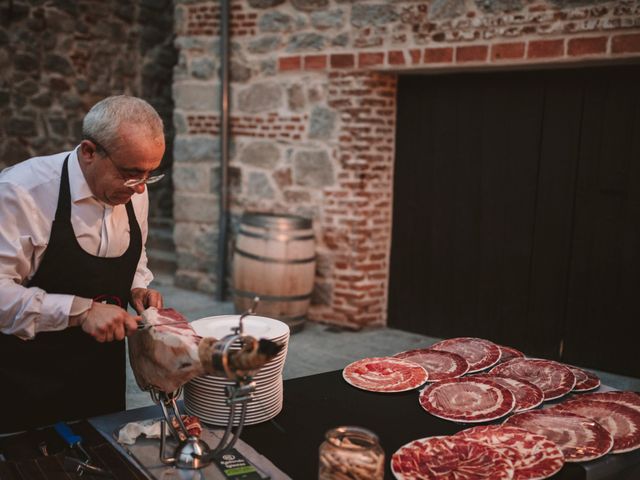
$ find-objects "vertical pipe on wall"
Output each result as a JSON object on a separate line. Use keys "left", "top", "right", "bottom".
{"left": 217, "top": 0, "right": 230, "bottom": 301}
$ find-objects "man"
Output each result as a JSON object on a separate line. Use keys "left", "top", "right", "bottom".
{"left": 0, "top": 95, "right": 166, "bottom": 433}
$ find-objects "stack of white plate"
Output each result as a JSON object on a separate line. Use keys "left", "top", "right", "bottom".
{"left": 184, "top": 315, "right": 290, "bottom": 426}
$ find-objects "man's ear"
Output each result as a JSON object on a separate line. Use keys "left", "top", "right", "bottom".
{"left": 78, "top": 140, "right": 99, "bottom": 164}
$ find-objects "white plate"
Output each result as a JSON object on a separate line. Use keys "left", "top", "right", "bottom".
{"left": 186, "top": 396, "right": 283, "bottom": 417}
{"left": 191, "top": 315, "right": 289, "bottom": 340}
{"left": 186, "top": 385, "right": 282, "bottom": 403}
{"left": 185, "top": 394, "right": 282, "bottom": 413}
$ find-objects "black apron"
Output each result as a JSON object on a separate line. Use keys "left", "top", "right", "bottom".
{"left": 0, "top": 157, "right": 142, "bottom": 433}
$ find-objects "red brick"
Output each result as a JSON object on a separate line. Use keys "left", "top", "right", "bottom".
{"left": 424, "top": 47, "right": 453, "bottom": 63}
{"left": 358, "top": 52, "right": 384, "bottom": 68}
{"left": 331, "top": 54, "right": 355, "bottom": 69}
{"left": 388, "top": 50, "right": 405, "bottom": 65}
{"left": 409, "top": 49, "right": 421, "bottom": 64}
{"left": 528, "top": 39, "right": 564, "bottom": 58}
{"left": 612, "top": 33, "right": 640, "bottom": 54}
{"left": 568, "top": 36, "right": 607, "bottom": 56}
{"left": 278, "top": 56, "right": 301, "bottom": 71}
{"left": 456, "top": 45, "right": 488, "bottom": 62}
{"left": 491, "top": 42, "right": 526, "bottom": 61}
{"left": 304, "top": 55, "right": 327, "bottom": 70}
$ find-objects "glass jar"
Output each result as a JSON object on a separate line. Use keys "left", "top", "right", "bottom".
{"left": 318, "top": 426, "right": 384, "bottom": 480}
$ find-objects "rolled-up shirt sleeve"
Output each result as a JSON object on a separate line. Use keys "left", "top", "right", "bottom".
{"left": 0, "top": 183, "right": 74, "bottom": 339}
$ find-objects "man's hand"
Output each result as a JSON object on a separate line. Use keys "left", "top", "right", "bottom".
{"left": 74, "top": 302, "right": 140, "bottom": 343}
{"left": 130, "top": 287, "right": 164, "bottom": 314}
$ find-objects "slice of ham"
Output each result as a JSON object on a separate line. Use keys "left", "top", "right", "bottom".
{"left": 497, "top": 345, "right": 525, "bottom": 364}
{"left": 455, "top": 425, "right": 564, "bottom": 480}
{"left": 128, "top": 307, "right": 283, "bottom": 393}
{"left": 552, "top": 399, "right": 640, "bottom": 453}
{"left": 475, "top": 374, "right": 544, "bottom": 412}
{"left": 565, "top": 365, "right": 600, "bottom": 392}
{"left": 393, "top": 348, "right": 469, "bottom": 382}
{"left": 568, "top": 391, "right": 640, "bottom": 413}
{"left": 491, "top": 358, "right": 576, "bottom": 401}
{"left": 504, "top": 410, "right": 613, "bottom": 462}
{"left": 342, "top": 357, "right": 428, "bottom": 393}
{"left": 419, "top": 376, "right": 515, "bottom": 423}
{"left": 391, "top": 435, "right": 514, "bottom": 479}
{"left": 430, "top": 337, "right": 501, "bottom": 373}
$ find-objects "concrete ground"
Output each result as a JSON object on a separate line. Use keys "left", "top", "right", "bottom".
{"left": 126, "top": 278, "right": 640, "bottom": 409}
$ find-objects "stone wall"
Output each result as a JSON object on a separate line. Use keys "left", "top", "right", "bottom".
{"left": 173, "top": 0, "right": 640, "bottom": 328}
{"left": 0, "top": 0, "right": 175, "bottom": 221}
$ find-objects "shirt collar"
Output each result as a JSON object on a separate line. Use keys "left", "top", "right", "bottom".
{"left": 68, "top": 146, "right": 95, "bottom": 203}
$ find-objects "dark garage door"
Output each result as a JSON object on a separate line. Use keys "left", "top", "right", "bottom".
{"left": 388, "top": 65, "right": 640, "bottom": 377}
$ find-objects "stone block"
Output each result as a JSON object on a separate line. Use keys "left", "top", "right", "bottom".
{"left": 311, "top": 9, "right": 345, "bottom": 29}
{"left": 259, "top": 11, "right": 306, "bottom": 33}
{"left": 287, "top": 32, "right": 326, "bottom": 52}
{"left": 173, "top": 163, "right": 212, "bottom": 193}
{"left": 173, "top": 192, "right": 219, "bottom": 223}
{"left": 309, "top": 106, "right": 337, "bottom": 139}
{"left": 247, "top": 171, "right": 276, "bottom": 199}
{"left": 237, "top": 82, "right": 283, "bottom": 113}
{"left": 293, "top": 150, "right": 335, "bottom": 188}
{"left": 288, "top": 84, "right": 305, "bottom": 111}
{"left": 191, "top": 56, "right": 216, "bottom": 80}
{"left": 248, "top": 36, "right": 282, "bottom": 54}
{"left": 174, "top": 136, "right": 220, "bottom": 163}
{"left": 240, "top": 140, "right": 280, "bottom": 169}
{"left": 351, "top": 4, "right": 398, "bottom": 27}
{"left": 173, "top": 81, "right": 219, "bottom": 110}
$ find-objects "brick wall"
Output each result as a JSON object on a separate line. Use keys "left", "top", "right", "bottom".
{"left": 173, "top": 0, "right": 640, "bottom": 327}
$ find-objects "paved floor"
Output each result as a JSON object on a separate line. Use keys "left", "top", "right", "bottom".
{"left": 126, "top": 279, "right": 640, "bottom": 409}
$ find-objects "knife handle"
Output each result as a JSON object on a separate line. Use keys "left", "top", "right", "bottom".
{"left": 54, "top": 422, "right": 82, "bottom": 447}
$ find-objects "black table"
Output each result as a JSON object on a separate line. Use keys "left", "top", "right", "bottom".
{"left": 238, "top": 370, "right": 640, "bottom": 480}
{"left": 83, "top": 370, "right": 640, "bottom": 479}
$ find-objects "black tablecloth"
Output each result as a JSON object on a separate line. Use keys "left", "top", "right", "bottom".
{"left": 240, "top": 370, "right": 640, "bottom": 480}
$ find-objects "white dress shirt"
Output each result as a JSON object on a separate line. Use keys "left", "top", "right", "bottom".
{"left": 0, "top": 148, "right": 154, "bottom": 339}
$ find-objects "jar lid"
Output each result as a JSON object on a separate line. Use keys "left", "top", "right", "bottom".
{"left": 325, "top": 426, "right": 380, "bottom": 450}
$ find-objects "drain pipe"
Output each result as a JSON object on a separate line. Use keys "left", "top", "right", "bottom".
{"left": 216, "top": 0, "right": 230, "bottom": 301}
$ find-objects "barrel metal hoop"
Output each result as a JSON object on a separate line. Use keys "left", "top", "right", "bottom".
{"left": 233, "top": 289, "right": 312, "bottom": 302}
{"left": 238, "top": 228, "right": 314, "bottom": 242}
{"left": 234, "top": 247, "right": 315, "bottom": 264}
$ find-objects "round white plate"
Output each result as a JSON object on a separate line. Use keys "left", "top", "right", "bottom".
{"left": 191, "top": 315, "right": 289, "bottom": 340}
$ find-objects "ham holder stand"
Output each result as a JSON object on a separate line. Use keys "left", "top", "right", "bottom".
{"left": 149, "top": 300, "right": 262, "bottom": 472}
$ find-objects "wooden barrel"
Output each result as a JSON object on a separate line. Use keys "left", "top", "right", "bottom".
{"left": 232, "top": 212, "right": 315, "bottom": 332}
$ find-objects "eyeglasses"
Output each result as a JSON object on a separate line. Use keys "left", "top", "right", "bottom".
{"left": 84, "top": 136, "right": 165, "bottom": 188}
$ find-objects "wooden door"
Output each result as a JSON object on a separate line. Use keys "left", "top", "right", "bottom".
{"left": 389, "top": 65, "right": 640, "bottom": 376}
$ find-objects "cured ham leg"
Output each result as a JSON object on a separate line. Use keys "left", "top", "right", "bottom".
{"left": 128, "top": 307, "right": 283, "bottom": 393}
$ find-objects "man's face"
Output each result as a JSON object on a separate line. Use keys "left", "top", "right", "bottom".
{"left": 79, "top": 126, "right": 165, "bottom": 206}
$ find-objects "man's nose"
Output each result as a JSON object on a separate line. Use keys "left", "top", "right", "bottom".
{"left": 132, "top": 183, "right": 146, "bottom": 194}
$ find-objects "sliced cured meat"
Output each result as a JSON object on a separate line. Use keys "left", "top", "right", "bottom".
{"left": 569, "top": 391, "right": 640, "bottom": 414}
{"left": 455, "top": 425, "right": 564, "bottom": 480}
{"left": 393, "top": 348, "right": 469, "bottom": 382}
{"left": 475, "top": 374, "right": 544, "bottom": 412}
{"left": 552, "top": 399, "right": 640, "bottom": 453}
{"left": 419, "top": 376, "right": 515, "bottom": 423}
{"left": 430, "top": 337, "right": 501, "bottom": 373}
{"left": 498, "top": 345, "right": 525, "bottom": 364}
{"left": 505, "top": 410, "right": 613, "bottom": 462}
{"left": 391, "top": 435, "right": 514, "bottom": 480}
{"left": 491, "top": 358, "right": 576, "bottom": 401}
{"left": 342, "top": 357, "right": 428, "bottom": 393}
{"left": 566, "top": 365, "right": 600, "bottom": 392}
